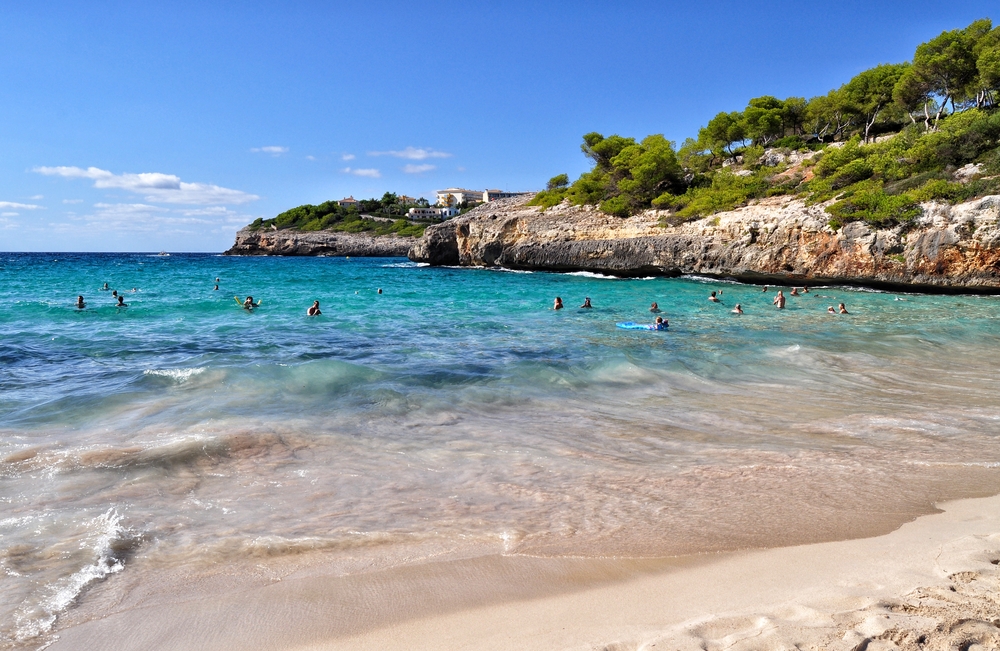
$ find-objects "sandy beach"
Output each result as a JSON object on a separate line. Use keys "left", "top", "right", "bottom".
{"left": 44, "top": 492, "right": 1000, "bottom": 651}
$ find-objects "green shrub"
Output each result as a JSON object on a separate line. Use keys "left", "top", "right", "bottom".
{"left": 830, "top": 158, "right": 875, "bottom": 189}
{"left": 667, "top": 170, "right": 771, "bottom": 218}
{"left": 599, "top": 195, "right": 631, "bottom": 217}
{"left": 826, "top": 181, "right": 921, "bottom": 228}
{"left": 814, "top": 137, "right": 865, "bottom": 178}
{"left": 526, "top": 189, "right": 567, "bottom": 209}
{"left": 772, "top": 135, "right": 806, "bottom": 150}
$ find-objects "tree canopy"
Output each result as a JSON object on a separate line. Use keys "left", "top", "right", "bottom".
{"left": 528, "top": 17, "right": 1000, "bottom": 230}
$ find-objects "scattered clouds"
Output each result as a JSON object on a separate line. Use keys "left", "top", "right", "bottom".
{"left": 0, "top": 201, "right": 42, "bottom": 210}
{"left": 341, "top": 153, "right": 356, "bottom": 161}
{"left": 34, "top": 166, "right": 259, "bottom": 205}
{"left": 342, "top": 167, "right": 381, "bottom": 178}
{"left": 251, "top": 146, "right": 288, "bottom": 156}
{"left": 305, "top": 155, "right": 316, "bottom": 161}
{"left": 66, "top": 202, "right": 258, "bottom": 235}
{"left": 369, "top": 147, "right": 451, "bottom": 160}
{"left": 403, "top": 164, "right": 436, "bottom": 174}
{"left": 63, "top": 199, "right": 84, "bottom": 204}
{"left": 29, "top": 195, "right": 43, "bottom": 200}
{"left": 2, "top": 212, "right": 19, "bottom": 217}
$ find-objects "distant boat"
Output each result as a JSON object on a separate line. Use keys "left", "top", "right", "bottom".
{"left": 157, "top": 251, "right": 170, "bottom": 256}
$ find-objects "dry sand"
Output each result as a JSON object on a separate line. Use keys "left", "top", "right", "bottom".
{"left": 49, "top": 494, "right": 1000, "bottom": 651}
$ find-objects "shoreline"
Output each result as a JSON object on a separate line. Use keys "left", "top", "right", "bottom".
{"left": 46, "top": 492, "right": 1000, "bottom": 651}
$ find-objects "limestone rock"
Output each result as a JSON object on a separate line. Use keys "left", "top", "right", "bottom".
{"left": 224, "top": 228, "right": 414, "bottom": 256}
{"left": 407, "top": 194, "right": 1000, "bottom": 291}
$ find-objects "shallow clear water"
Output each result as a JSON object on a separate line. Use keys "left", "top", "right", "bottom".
{"left": 2, "top": 253, "right": 1000, "bottom": 647}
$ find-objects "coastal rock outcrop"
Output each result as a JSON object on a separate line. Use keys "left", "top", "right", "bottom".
{"left": 225, "top": 227, "right": 414, "bottom": 256}
{"left": 407, "top": 195, "right": 1000, "bottom": 291}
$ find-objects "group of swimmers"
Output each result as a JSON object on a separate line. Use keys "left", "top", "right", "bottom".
{"left": 77, "top": 283, "right": 139, "bottom": 308}
{"left": 551, "top": 285, "right": 850, "bottom": 329}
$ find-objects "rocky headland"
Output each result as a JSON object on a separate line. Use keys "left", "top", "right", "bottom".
{"left": 225, "top": 227, "right": 414, "bottom": 257}
{"left": 408, "top": 195, "right": 1000, "bottom": 292}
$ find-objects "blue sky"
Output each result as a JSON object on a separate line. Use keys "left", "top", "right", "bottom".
{"left": 1, "top": 0, "right": 996, "bottom": 251}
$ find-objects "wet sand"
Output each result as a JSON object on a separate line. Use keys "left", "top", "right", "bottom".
{"left": 48, "top": 493, "right": 1000, "bottom": 651}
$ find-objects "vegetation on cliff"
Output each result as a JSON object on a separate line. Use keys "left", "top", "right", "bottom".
{"left": 248, "top": 192, "right": 428, "bottom": 237}
{"left": 529, "top": 18, "right": 1000, "bottom": 229}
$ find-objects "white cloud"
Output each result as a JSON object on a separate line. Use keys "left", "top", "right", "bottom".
{"left": 403, "top": 164, "right": 436, "bottom": 174}
{"left": 369, "top": 147, "right": 451, "bottom": 160}
{"left": 2, "top": 211, "right": 19, "bottom": 217}
{"left": 0, "top": 201, "right": 42, "bottom": 210}
{"left": 251, "top": 146, "right": 288, "bottom": 155}
{"left": 342, "top": 167, "right": 381, "bottom": 178}
{"left": 341, "top": 153, "right": 356, "bottom": 161}
{"left": 63, "top": 199, "right": 84, "bottom": 204}
{"left": 305, "top": 155, "right": 316, "bottom": 161}
{"left": 29, "top": 195, "right": 43, "bottom": 200}
{"left": 34, "top": 166, "right": 259, "bottom": 205}
{"left": 67, "top": 202, "right": 258, "bottom": 235}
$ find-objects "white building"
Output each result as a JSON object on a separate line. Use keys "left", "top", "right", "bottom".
{"left": 408, "top": 206, "right": 459, "bottom": 220}
{"left": 484, "top": 189, "right": 531, "bottom": 202}
{"left": 436, "top": 188, "right": 533, "bottom": 205}
{"left": 435, "top": 188, "right": 483, "bottom": 207}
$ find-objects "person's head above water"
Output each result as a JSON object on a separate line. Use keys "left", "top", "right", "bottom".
{"left": 116, "top": 296, "right": 125, "bottom": 306}
{"left": 76, "top": 295, "right": 85, "bottom": 307}
{"left": 553, "top": 297, "right": 563, "bottom": 309}
{"left": 839, "top": 303, "right": 848, "bottom": 314}
{"left": 581, "top": 297, "right": 592, "bottom": 308}
{"left": 112, "top": 290, "right": 118, "bottom": 297}
{"left": 828, "top": 306, "right": 836, "bottom": 313}
{"left": 732, "top": 304, "right": 743, "bottom": 314}
{"left": 101, "top": 283, "right": 109, "bottom": 290}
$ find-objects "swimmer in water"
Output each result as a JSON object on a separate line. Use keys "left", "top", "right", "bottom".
{"left": 377, "top": 288, "right": 383, "bottom": 294}
{"left": 732, "top": 304, "right": 743, "bottom": 314}
{"left": 839, "top": 303, "right": 849, "bottom": 314}
{"left": 111, "top": 290, "right": 118, "bottom": 299}
{"left": 653, "top": 316, "right": 667, "bottom": 330}
{"left": 762, "top": 286, "right": 768, "bottom": 292}
{"left": 553, "top": 297, "right": 563, "bottom": 310}
{"left": 130, "top": 288, "right": 137, "bottom": 292}
{"left": 243, "top": 296, "right": 255, "bottom": 310}
{"left": 116, "top": 295, "right": 127, "bottom": 307}
{"left": 827, "top": 306, "right": 836, "bottom": 314}
{"left": 773, "top": 290, "right": 786, "bottom": 309}
{"left": 650, "top": 302, "right": 661, "bottom": 313}
{"left": 214, "top": 284, "right": 219, "bottom": 291}
{"left": 307, "top": 300, "right": 321, "bottom": 316}
{"left": 215, "top": 277, "right": 220, "bottom": 282}
{"left": 790, "top": 287, "right": 800, "bottom": 296}
{"left": 100, "top": 283, "right": 109, "bottom": 291}
{"left": 802, "top": 286, "right": 809, "bottom": 294}
{"left": 708, "top": 291, "right": 719, "bottom": 302}
{"left": 580, "top": 297, "right": 592, "bottom": 308}
{"left": 76, "top": 295, "right": 86, "bottom": 308}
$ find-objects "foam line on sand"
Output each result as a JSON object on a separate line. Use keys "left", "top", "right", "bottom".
{"left": 50, "top": 494, "right": 1000, "bottom": 651}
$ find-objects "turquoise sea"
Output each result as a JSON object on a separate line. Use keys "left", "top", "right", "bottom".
{"left": 3, "top": 252, "right": 1000, "bottom": 647}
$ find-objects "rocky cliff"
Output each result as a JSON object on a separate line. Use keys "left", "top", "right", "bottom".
{"left": 407, "top": 195, "right": 1000, "bottom": 292}
{"left": 225, "top": 227, "right": 414, "bottom": 256}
